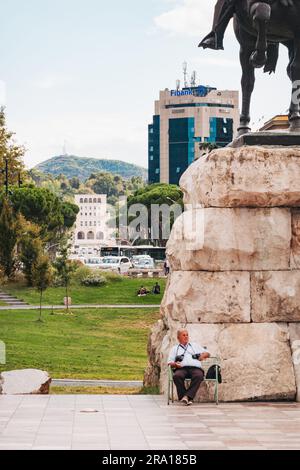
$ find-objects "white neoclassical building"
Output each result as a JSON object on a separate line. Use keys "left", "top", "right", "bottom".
{"left": 72, "top": 194, "right": 116, "bottom": 255}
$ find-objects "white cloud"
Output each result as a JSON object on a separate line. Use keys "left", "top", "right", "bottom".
{"left": 155, "top": 0, "right": 216, "bottom": 37}
{"left": 155, "top": 0, "right": 233, "bottom": 37}
{"left": 35, "top": 76, "right": 72, "bottom": 90}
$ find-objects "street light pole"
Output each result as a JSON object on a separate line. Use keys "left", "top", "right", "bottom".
{"left": 5, "top": 158, "right": 8, "bottom": 197}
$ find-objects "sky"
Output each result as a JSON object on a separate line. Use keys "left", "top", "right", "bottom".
{"left": 0, "top": 0, "right": 292, "bottom": 170}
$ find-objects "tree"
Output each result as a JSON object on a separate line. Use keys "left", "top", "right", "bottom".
{"left": 32, "top": 255, "right": 53, "bottom": 322}
{"left": 53, "top": 242, "right": 78, "bottom": 312}
{"left": 0, "top": 107, "right": 25, "bottom": 188}
{"left": 9, "top": 186, "right": 79, "bottom": 246}
{"left": 126, "top": 184, "right": 183, "bottom": 246}
{"left": 0, "top": 197, "right": 19, "bottom": 278}
{"left": 19, "top": 220, "right": 43, "bottom": 286}
{"left": 69, "top": 177, "right": 80, "bottom": 190}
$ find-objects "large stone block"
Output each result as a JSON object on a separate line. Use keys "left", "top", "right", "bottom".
{"left": 251, "top": 271, "right": 300, "bottom": 322}
{"left": 167, "top": 208, "right": 291, "bottom": 271}
{"left": 181, "top": 146, "right": 300, "bottom": 208}
{"left": 161, "top": 271, "right": 250, "bottom": 323}
{"left": 291, "top": 210, "right": 300, "bottom": 269}
{"left": 289, "top": 324, "right": 300, "bottom": 402}
{"left": 0, "top": 369, "right": 51, "bottom": 395}
{"left": 155, "top": 321, "right": 296, "bottom": 402}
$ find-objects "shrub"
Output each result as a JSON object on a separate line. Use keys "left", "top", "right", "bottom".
{"left": 81, "top": 275, "right": 107, "bottom": 287}
{"left": 72, "top": 265, "right": 92, "bottom": 284}
{"left": 100, "top": 271, "right": 123, "bottom": 283}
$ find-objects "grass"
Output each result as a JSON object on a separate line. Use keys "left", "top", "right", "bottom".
{"left": 0, "top": 308, "right": 160, "bottom": 380}
{"left": 2, "top": 278, "right": 166, "bottom": 306}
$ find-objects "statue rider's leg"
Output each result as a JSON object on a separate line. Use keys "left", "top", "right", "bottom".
{"left": 199, "top": 0, "right": 235, "bottom": 50}
{"left": 289, "top": 40, "right": 300, "bottom": 131}
{"left": 249, "top": 2, "right": 271, "bottom": 68}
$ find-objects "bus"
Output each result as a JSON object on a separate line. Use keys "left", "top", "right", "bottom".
{"left": 99, "top": 245, "right": 166, "bottom": 263}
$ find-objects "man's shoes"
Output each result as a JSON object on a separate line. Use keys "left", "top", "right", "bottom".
{"left": 181, "top": 396, "right": 193, "bottom": 406}
{"left": 180, "top": 396, "right": 189, "bottom": 405}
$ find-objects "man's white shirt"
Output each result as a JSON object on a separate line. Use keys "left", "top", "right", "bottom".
{"left": 168, "top": 342, "right": 208, "bottom": 369}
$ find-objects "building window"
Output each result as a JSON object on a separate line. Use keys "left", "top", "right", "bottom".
{"left": 149, "top": 128, "right": 153, "bottom": 134}
{"left": 84, "top": 198, "right": 88, "bottom": 203}
{"left": 176, "top": 167, "right": 181, "bottom": 173}
{"left": 150, "top": 146, "right": 154, "bottom": 151}
{"left": 150, "top": 156, "right": 154, "bottom": 161}
{"left": 223, "top": 128, "right": 228, "bottom": 133}
{"left": 80, "top": 198, "right": 83, "bottom": 203}
{"left": 85, "top": 222, "right": 88, "bottom": 226}
{"left": 87, "top": 231, "right": 95, "bottom": 240}
{"left": 155, "top": 169, "right": 160, "bottom": 174}
{"left": 77, "top": 232, "right": 85, "bottom": 240}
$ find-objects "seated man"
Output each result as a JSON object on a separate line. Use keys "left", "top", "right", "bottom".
{"left": 168, "top": 329, "right": 210, "bottom": 406}
{"left": 137, "top": 286, "right": 150, "bottom": 297}
{"left": 152, "top": 282, "right": 161, "bottom": 295}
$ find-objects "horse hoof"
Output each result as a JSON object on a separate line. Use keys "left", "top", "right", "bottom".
{"left": 237, "top": 126, "right": 251, "bottom": 137}
{"left": 250, "top": 51, "right": 267, "bottom": 69}
{"left": 289, "top": 118, "right": 300, "bottom": 133}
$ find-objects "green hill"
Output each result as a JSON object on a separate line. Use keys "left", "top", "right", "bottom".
{"left": 34, "top": 155, "right": 148, "bottom": 181}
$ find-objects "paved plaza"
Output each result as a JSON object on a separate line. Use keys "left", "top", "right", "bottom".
{"left": 0, "top": 395, "right": 300, "bottom": 450}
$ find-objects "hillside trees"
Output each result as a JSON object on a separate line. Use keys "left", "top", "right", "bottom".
{"left": 0, "top": 107, "right": 26, "bottom": 189}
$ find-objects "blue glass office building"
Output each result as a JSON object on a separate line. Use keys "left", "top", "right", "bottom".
{"left": 148, "top": 86, "right": 239, "bottom": 185}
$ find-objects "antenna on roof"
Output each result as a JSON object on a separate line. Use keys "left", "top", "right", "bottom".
{"left": 183, "top": 62, "right": 188, "bottom": 88}
{"left": 191, "top": 71, "right": 197, "bottom": 87}
{"left": 62, "top": 140, "right": 68, "bottom": 156}
{"left": 176, "top": 79, "right": 181, "bottom": 91}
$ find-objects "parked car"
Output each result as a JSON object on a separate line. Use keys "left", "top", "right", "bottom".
{"left": 131, "top": 255, "right": 155, "bottom": 269}
{"left": 84, "top": 257, "right": 104, "bottom": 268}
{"left": 98, "top": 256, "right": 132, "bottom": 274}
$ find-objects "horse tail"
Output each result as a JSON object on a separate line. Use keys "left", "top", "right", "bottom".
{"left": 264, "top": 43, "right": 279, "bottom": 75}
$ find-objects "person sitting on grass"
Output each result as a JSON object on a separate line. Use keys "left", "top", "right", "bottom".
{"left": 152, "top": 282, "right": 161, "bottom": 295}
{"left": 137, "top": 286, "right": 150, "bottom": 297}
{"left": 168, "top": 329, "right": 210, "bottom": 406}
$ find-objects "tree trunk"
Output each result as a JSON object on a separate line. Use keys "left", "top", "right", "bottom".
{"left": 38, "top": 290, "right": 43, "bottom": 322}
{"left": 65, "top": 283, "right": 69, "bottom": 313}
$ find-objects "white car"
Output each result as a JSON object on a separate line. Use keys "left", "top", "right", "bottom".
{"left": 99, "top": 256, "right": 132, "bottom": 274}
{"left": 84, "top": 257, "right": 104, "bottom": 268}
{"left": 132, "top": 255, "right": 155, "bottom": 269}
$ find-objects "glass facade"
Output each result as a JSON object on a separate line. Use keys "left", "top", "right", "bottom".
{"left": 148, "top": 115, "right": 160, "bottom": 184}
{"left": 208, "top": 117, "right": 233, "bottom": 146}
{"left": 169, "top": 117, "right": 195, "bottom": 185}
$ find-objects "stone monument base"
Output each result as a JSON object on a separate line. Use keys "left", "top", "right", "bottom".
{"left": 144, "top": 144, "right": 300, "bottom": 402}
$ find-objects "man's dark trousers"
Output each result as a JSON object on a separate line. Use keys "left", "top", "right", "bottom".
{"left": 173, "top": 367, "right": 204, "bottom": 401}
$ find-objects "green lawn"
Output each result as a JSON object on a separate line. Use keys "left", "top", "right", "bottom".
{"left": 0, "top": 308, "right": 160, "bottom": 380}
{"left": 2, "top": 278, "right": 166, "bottom": 306}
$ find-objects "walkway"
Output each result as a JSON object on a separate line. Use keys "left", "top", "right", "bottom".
{"left": 52, "top": 379, "right": 143, "bottom": 388}
{"left": 0, "top": 304, "right": 159, "bottom": 311}
{"left": 0, "top": 395, "right": 300, "bottom": 450}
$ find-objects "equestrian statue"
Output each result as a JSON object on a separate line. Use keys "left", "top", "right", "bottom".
{"left": 199, "top": 0, "right": 300, "bottom": 135}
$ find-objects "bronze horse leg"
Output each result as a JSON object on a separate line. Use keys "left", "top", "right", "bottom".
{"left": 288, "top": 40, "right": 300, "bottom": 131}
{"left": 235, "top": 22, "right": 256, "bottom": 135}
{"left": 249, "top": 2, "right": 271, "bottom": 68}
